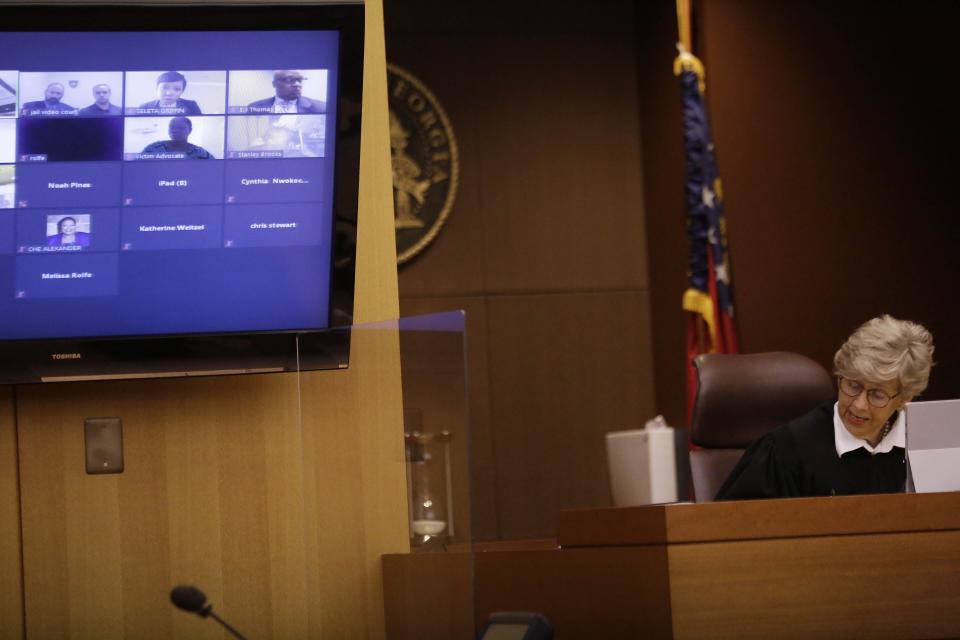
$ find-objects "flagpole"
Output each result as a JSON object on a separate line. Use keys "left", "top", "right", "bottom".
{"left": 676, "top": 0, "right": 692, "bottom": 54}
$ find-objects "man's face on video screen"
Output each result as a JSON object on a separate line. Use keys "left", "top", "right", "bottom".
{"left": 274, "top": 72, "right": 304, "bottom": 101}
{"left": 157, "top": 80, "right": 185, "bottom": 106}
{"left": 45, "top": 83, "right": 64, "bottom": 104}
{"left": 93, "top": 84, "right": 111, "bottom": 106}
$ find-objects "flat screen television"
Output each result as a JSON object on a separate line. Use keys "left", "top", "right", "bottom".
{"left": 0, "top": 2, "right": 364, "bottom": 383}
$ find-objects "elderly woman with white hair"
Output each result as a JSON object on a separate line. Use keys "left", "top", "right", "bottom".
{"left": 717, "top": 315, "right": 934, "bottom": 500}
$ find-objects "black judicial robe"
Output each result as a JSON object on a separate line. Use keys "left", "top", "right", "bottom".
{"left": 715, "top": 403, "right": 906, "bottom": 500}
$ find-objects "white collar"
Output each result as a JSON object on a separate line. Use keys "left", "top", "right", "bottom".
{"left": 833, "top": 401, "right": 905, "bottom": 456}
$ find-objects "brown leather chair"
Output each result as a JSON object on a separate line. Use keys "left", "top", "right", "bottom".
{"left": 689, "top": 352, "right": 836, "bottom": 502}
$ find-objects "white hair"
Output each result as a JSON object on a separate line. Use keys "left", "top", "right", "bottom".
{"left": 833, "top": 314, "right": 934, "bottom": 399}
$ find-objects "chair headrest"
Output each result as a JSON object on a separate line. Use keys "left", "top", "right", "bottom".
{"left": 691, "top": 351, "right": 835, "bottom": 448}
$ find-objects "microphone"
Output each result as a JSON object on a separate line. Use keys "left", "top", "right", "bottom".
{"left": 170, "top": 586, "right": 209, "bottom": 615}
{"left": 170, "top": 585, "right": 249, "bottom": 640}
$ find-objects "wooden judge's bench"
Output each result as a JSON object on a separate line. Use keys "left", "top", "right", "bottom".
{"left": 383, "top": 492, "right": 960, "bottom": 638}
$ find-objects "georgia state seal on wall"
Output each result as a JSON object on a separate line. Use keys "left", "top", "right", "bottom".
{"left": 387, "top": 63, "right": 459, "bottom": 265}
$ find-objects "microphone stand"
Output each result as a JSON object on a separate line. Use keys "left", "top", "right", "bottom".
{"left": 201, "top": 606, "right": 249, "bottom": 640}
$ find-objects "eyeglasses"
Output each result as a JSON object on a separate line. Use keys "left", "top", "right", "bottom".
{"left": 277, "top": 76, "right": 305, "bottom": 84}
{"left": 838, "top": 377, "right": 900, "bottom": 408}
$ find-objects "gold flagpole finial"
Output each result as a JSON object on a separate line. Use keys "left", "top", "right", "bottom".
{"left": 673, "top": 45, "right": 706, "bottom": 94}
{"left": 673, "top": 0, "right": 706, "bottom": 94}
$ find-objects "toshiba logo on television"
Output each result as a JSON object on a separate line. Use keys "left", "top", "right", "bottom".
{"left": 51, "top": 353, "right": 82, "bottom": 360}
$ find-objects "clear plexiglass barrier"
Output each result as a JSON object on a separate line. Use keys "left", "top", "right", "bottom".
{"left": 293, "top": 310, "right": 476, "bottom": 636}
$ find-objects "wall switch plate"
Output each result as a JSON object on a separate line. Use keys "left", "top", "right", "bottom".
{"left": 84, "top": 417, "right": 124, "bottom": 474}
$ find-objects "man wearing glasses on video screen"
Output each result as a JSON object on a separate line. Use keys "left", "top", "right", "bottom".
{"left": 247, "top": 70, "right": 324, "bottom": 114}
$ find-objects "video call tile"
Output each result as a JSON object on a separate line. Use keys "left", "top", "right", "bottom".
{"left": 0, "top": 71, "right": 16, "bottom": 117}
{"left": 225, "top": 114, "right": 326, "bottom": 159}
{"left": 15, "top": 252, "right": 119, "bottom": 299}
{"left": 224, "top": 158, "right": 324, "bottom": 204}
{"left": 0, "top": 120, "right": 15, "bottom": 164}
{"left": 227, "top": 69, "right": 328, "bottom": 115}
{"left": 19, "top": 71, "right": 124, "bottom": 118}
{"left": 223, "top": 202, "right": 328, "bottom": 249}
{"left": 124, "top": 70, "right": 226, "bottom": 116}
{"left": 16, "top": 162, "right": 122, "bottom": 209}
{"left": 17, "top": 117, "right": 124, "bottom": 163}
{"left": 16, "top": 208, "right": 120, "bottom": 254}
{"left": 0, "top": 212, "right": 12, "bottom": 255}
{"left": 122, "top": 161, "right": 225, "bottom": 207}
{"left": 124, "top": 115, "right": 225, "bottom": 161}
{"left": 0, "top": 165, "right": 13, "bottom": 209}
{"left": 120, "top": 205, "right": 223, "bottom": 251}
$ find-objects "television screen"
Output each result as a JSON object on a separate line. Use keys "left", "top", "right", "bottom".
{"left": 0, "top": 5, "right": 363, "bottom": 382}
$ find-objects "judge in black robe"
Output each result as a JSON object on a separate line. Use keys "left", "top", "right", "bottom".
{"left": 715, "top": 403, "right": 905, "bottom": 499}
{"left": 715, "top": 314, "right": 934, "bottom": 501}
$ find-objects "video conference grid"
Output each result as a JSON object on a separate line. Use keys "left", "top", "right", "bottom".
{"left": 0, "top": 68, "right": 332, "bottom": 300}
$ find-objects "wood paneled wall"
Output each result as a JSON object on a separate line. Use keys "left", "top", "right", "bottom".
{"left": 0, "top": 387, "right": 22, "bottom": 640}
{"left": 7, "top": 1, "right": 404, "bottom": 638}
{"left": 386, "top": 0, "right": 656, "bottom": 541}
{"left": 16, "top": 376, "right": 307, "bottom": 639}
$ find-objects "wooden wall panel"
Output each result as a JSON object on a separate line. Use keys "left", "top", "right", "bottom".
{"left": 0, "top": 386, "right": 23, "bottom": 640}
{"left": 668, "top": 531, "right": 960, "bottom": 639}
{"left": 384, "top": 545, "right": 677, "bottom": 639}
{"left": 324, "top": 3, "right": 408, "bottom": 637}
{"left": 334, "top": 330, "right": 408, "bottom": 639}
{"left": 486, "top": 291, "right": 655, "bottom": 539}
{"left": 354, "top": 0, "right": 400, "bottom": 324}
{"left": 14, "top": 1, "right": 404, "bottom": 638}
{"left": 298, "top": 369, "right": 369, "bottom": 638}
{"left": 700, "top": 0, "right": 960, "bottom": 401}
{"left": 17, "top": 375, "right": 307, "bottom": 640}
{"left": 383, "top": 551, "right": 475, "bottom": 639}
{"left": 297, "top": 336, "right": 408, "bottom": 639}
{"left": 474, "top": 547, "right": 673, "bottom": 639}
{"left": 471, "top": 34, "right": 648, "bottom": 294}
{"left": 388, "top": 25, "right": 649, "bottom": 295}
